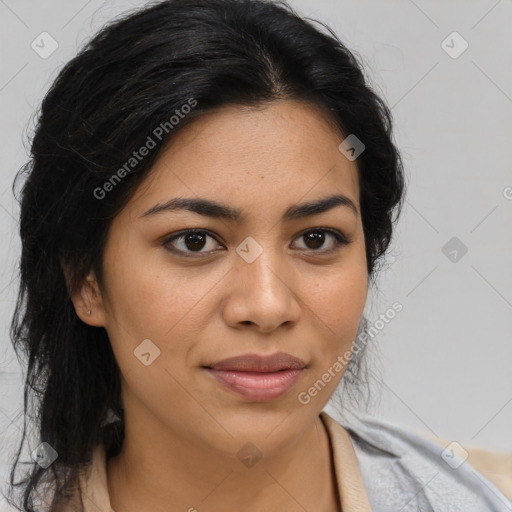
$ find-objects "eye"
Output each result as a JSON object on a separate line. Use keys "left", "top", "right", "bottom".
{"left": 162, "top": 229, "right": 224, "bottom": 257}
{"left": 292, "top": 228, "right": 350, "bottom": 253}
{"left": 162, "top": 227, "right": 350, "bottom": 258}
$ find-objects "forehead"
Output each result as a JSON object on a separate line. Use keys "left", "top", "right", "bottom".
{"left": 126, "top": 100, "right": 360, "bottom": 221}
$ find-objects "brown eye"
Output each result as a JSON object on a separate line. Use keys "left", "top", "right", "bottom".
{"left": 162, "top": 230, "right": 223, "bottom": 256}
{"left": 162, "top": 227, "right": 349, "bottom": 258}
{"left": 292, "top": 228, "right": 349, "bottom": 253}
{"left": 182, "top": 232, "right": 207, "bottom": 251}
{"left": 303, "top": 231, "right": 326, "bottom": 249}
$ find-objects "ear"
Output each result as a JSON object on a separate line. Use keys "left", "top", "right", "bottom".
{"left": 68, "top": 269, "right": 107, "bottom": 327}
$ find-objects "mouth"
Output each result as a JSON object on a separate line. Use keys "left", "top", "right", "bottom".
{"left": 202, "top": 352, "right": 306, "bottom": 402}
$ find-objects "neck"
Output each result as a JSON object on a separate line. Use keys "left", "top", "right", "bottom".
{"left": 107, "top": 414, "right": 341, "bottom": 512}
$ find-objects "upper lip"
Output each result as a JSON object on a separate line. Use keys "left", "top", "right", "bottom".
{"left": 205, "top": 352, "right": 306, "bottom": 372}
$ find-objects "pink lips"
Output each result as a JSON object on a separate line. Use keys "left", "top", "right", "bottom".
{"left": 204, "top": 352, "right": 306, "bottom": 401}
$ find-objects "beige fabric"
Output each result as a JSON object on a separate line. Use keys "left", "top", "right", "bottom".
{"left": 320, "top": 412, "right": 373, "bottom": 511}
{"left": 418, "top": 431, "right": 512, "bottom": 501}
{"left": 54, "top": 411, "right": 371, "bottom": 511}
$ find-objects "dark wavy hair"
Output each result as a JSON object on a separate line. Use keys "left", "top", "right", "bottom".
{"left": 6, "top": 0, "right": 406, "bottom": 510}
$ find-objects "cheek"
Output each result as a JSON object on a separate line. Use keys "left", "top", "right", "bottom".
{"left": 101, "top": 251, "right": 222, "bottom": 368}
{"left": 296, "top": 266, "right": 367, "bottom": 406}
{"left": 307, "top": 263, "right": 367, "bottom": 343}
{"left": 100, "top": 265, "right": 209, "bottom": 418}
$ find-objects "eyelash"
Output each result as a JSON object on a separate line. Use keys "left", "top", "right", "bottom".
{"left": 161, "top": 227, "right": 350, "bottom": 258}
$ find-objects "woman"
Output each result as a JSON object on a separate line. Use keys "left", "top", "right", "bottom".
{"left": 6, "top": 0, "right": 511, "bottom": 511}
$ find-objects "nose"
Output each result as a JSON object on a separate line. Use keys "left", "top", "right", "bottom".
{"left": 221, "top": 243, "right": 301, "bottom": 333}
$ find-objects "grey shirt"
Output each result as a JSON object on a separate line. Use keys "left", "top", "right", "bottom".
{"left": 343, "top": 414, "right": 512, "bottom": 511}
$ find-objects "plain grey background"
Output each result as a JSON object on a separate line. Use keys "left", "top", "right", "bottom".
{"left": 1, "top": 0, "right": 511, "bottom": 507}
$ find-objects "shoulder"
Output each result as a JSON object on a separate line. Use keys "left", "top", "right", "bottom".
{"left": 321, "top": 411, "right": 512, "bottom": 512}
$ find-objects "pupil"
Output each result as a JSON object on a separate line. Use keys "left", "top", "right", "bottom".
{"left": 186, "top": 233, "right": 206, "bottom": 251}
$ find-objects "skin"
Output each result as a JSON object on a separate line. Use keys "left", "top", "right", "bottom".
{"left": 72, "top": 99, "right": 368, "bottom": 512}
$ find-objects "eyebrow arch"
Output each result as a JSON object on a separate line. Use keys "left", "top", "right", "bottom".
{"left": 140, "top": 193, "right": 358, "bottom": 221}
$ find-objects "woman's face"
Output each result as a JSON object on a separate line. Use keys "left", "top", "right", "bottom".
{"left": 84, "top": 99, "right": 368, "bottom": 457}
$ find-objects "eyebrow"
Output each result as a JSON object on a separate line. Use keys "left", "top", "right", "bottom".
{"left": 140, "top": 193, "right": 358, "bottom": 221}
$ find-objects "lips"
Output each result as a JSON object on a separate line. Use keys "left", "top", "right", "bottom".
{"left": 206, "top": 352, "right": 306, "bottom": 372}
{"left": 204, "top": 352, "right": 306, "bottom": 401}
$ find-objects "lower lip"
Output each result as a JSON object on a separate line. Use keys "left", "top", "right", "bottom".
{"left": 205, "top": 368, "right": 303, "bottom": 401}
